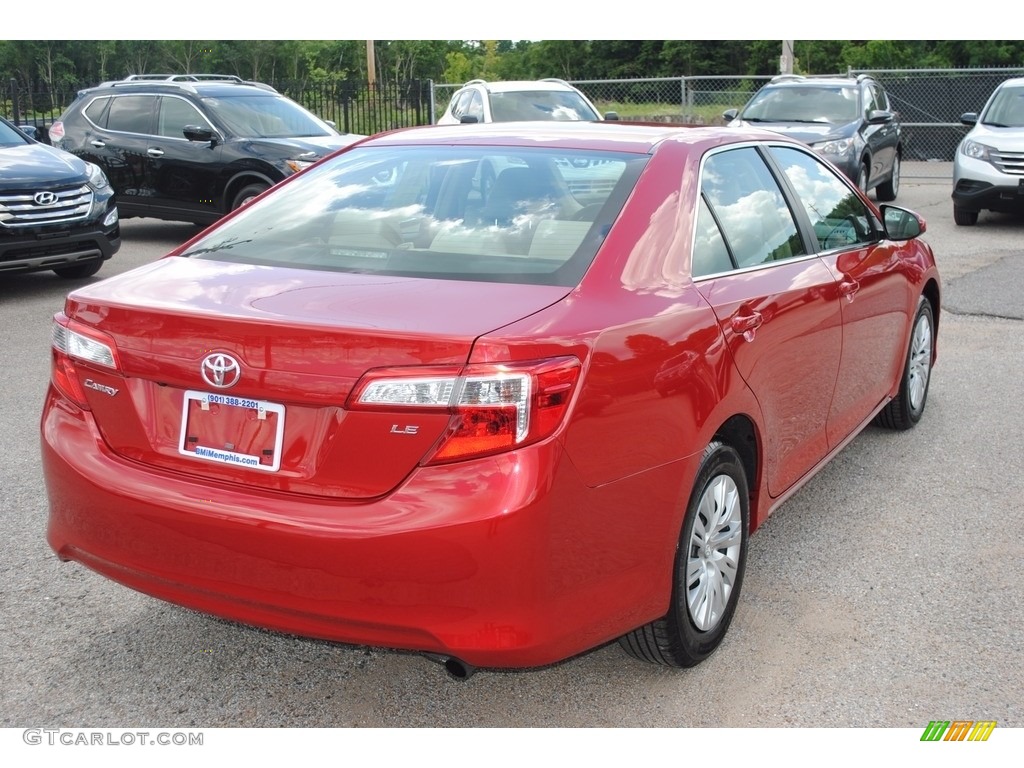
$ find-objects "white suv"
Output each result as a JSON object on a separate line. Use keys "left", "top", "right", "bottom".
{"left": 437, "top": 79, "right": 615, "bottom": 124}
{"left": 952, "top": 76, "right": 1024, "bottom": 226}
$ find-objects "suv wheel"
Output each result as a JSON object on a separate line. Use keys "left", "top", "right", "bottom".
{"left": 855, "top": 162, "right": 869, "bottom": 196}
{"left": 232, "top": 183, "right": 270, "bottom": 211}
{"left": 875, "top": 154, "right": 900, "bottom": 202}
{"left": 953, "top": 206, "right": 979, "bottom": 226}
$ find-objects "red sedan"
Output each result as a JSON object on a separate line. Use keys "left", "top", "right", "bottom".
{"left": 42, "top": 122, "right": 939, "bottom": 678}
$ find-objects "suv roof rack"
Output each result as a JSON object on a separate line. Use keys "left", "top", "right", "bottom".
{"left": 124, "top": 73, "right": 245, "bottom": 82}
{"left": 94, "top": 74, "right": 278, "bottom": 93}
{"left": 771, "top": 73, "right": 874, "bottom": 85}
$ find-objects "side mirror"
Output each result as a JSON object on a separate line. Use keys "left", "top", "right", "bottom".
{"left": 603, "top": 111, "right": 619, "bottom": 121}
{"left": 183, "top": 125, "right": 217, "bottom": 144}
{"left": 723, "top": 109, "right": 739, "bottom": 122}
{"left": 867, "top": 109, "right": 894, "bottom": 125}
{"left": 959, "top": 112, "right": 978, "bottom": 127}
{"left": 17, "top": 124, "right": 39, "bottom": 140}
{"left": 880, "top": 205, "right": 926, "bottom": 240}
{"left": 459, "top": 115, "right": 479, "bottom": 124}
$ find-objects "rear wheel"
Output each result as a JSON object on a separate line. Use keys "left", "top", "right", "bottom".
{"left": 953, "top": 206, "right": 979, "bottom": 226}
{"left": 875, "top": 154, "right": 900, "bottom": 201}
{"left": 619, "top": 441, "right": 749, "bottom": 667}
{"left": 874, "top": 296, "right": 934, "bottom": 430}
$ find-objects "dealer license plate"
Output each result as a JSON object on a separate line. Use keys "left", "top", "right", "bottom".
{"left": 178, "top": 390, "right": 286, "bottom": 472}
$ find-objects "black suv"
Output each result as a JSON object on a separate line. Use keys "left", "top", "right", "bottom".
{"left": 50, "top": 75, "right": 364, "bottom": 226}
{"left": 724, "top": 74, "right": 902, "bottom": 201}
{"left": 0, "top": 116, "right": 120, "bottom": 278}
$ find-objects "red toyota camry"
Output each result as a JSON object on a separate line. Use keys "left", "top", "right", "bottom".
{"left": 42, "top": 122, "right": 940, "bottom": 678}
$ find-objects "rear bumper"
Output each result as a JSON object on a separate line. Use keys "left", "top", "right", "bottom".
{"left": 42, "top": 387, "right": 680, "bottom": 668}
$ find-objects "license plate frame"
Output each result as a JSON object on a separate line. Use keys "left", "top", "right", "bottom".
{"left": 178, "top": 390, "right": 286, "bottom": 472}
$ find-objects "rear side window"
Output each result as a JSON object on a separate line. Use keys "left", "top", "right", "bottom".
{"left": 181, "top": 145, "right": 646, "bottom": 287}
{"left": 83, "top": 97, "right": 111, "bottom": 127}
{"left": 700, "top": 146, "right": 806, "bottom": 269}
{"left": 106, "top": 95, "right": 156, "bottom": 134}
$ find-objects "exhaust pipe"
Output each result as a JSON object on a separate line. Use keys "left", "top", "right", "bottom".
{"left": 423, "top": 653, "right": 477, "bottom": 680}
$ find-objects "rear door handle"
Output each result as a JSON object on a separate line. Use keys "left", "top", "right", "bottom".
{"left": 147, "top": 148, "right": 165, "bottom": 158}
{"left": 89, "top": 140, "right": 105, "bottom": 148}
{"left": 730, "top": 310, "right": 763, "bottom": 341}
{"left": 840, "top": 277, "right": 860, "bottom": 301}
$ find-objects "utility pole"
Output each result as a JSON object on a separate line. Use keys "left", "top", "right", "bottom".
{"left": 366, "top": 40, "right": 376, "bottom": 89}
{"left": 780, "top": 41, "right": 795, "bottom": 75}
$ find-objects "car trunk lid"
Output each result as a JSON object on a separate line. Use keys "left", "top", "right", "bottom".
{"left": 62, "top": 257, "right": 569, "bottom": 498}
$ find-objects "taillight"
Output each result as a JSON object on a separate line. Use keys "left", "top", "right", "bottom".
{"left": 349, "top": 356, "right": 581, "bottom": 464}
{"left": 50, "top": 314, "right": 121, "bottom": 409}
{"left": 48, "top": 121, "right": 65, "bottom": 144}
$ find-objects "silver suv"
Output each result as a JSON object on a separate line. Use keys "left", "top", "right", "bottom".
{"left": 952, "top": 77, "right": 1024, "bottom": 226}
{"left": 437, "top": 79, "right": 616, "bottom": 124}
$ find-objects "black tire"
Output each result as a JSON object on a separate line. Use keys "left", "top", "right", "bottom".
{"left": 231, "top": 183, "right": 269, "bottom": 211}
{"left": 953, "top": 206, "right": 979, "bottom": 226}
{"left": 875, "top": 153, "right": 900, "bottom": 202}
{"left": 874, "top": 297, "right": 934, "bottom": 430}
{"left": 52, "top": 260, "right": 102, "bottom": 279}
{"left": 619, "top": 441, "right": 749, "bottom": 667}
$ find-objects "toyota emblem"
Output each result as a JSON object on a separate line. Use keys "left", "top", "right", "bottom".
{"left": 34, "top": 191, "right": 59, "bottom": 206}
{"left": 200, "top": 353, "right": 241, "bottom": 389}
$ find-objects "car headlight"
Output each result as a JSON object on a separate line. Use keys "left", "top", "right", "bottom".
{"left": 813, "top": 138, "right": 854, "bottom": 156}
{"left": 85, "top": 162, "right": 110, "bottom": 190}
{"left": 285, "top": 154, "right": 320, "bottom": 174}
{"left": 960, "top": 139, "right": 993, "bottom": 161}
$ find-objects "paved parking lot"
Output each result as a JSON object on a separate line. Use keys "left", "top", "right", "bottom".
{"left": 1, "top": 166, "right": 1021, "bottom": 729}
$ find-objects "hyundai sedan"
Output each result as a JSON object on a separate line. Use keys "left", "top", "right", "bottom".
{"left": 42, "top": 122, "right": 940, "bottom": 678}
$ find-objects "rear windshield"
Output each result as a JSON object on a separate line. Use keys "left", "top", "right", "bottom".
{"left": 181, "top": 145, "right": 646, "bottom": 286}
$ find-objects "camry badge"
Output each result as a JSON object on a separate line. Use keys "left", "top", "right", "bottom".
{"left": 200, "top": 353, "right": 241, "bottom": 389}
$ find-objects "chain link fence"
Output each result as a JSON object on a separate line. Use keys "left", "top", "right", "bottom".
{"left": 433, "top": 68, "right": 1024, "bottom": 180}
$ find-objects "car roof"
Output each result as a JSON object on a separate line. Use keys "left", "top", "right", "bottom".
{"left": 765, "top": 77, "right": 862, "bottom": 89}
{"left": 463, "top": 79, "right": 581, "bottom": 93}
{"left": 363, "top": 121, "right": 792, "bottom": 155}
{"left": 992, "top": 77, "right": 1024, "bottom": 89}
{"left": 82, "top": 81, "right": 278, "bottom": 98}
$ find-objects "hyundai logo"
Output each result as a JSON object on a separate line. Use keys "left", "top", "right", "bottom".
{"left": 200, "top": 353, "right": 241, "bottom": 389}
{"left": 34, "top": 191, "right": 58, "bottom": 206}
